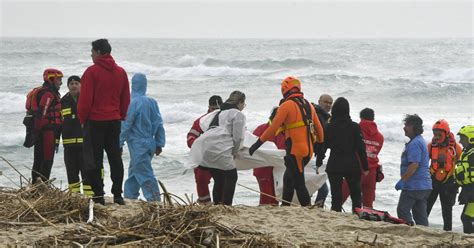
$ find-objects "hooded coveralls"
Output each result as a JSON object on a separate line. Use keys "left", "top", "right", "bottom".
{"left": 120, "top": 73, "right": 165, "bottom": 201}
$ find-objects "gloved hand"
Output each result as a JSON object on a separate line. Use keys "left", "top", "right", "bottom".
{"left": 249, "top": 139, "right": 263, "bottom": 156}
{"left": 395, "top": 180, "right": 404, "bottom": 191}
{"left": 155, "top": 147, "right": 162, "bottom": 156}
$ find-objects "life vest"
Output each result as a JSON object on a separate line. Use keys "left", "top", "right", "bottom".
{"left": 430, "top": 132, "right": 458, "bottom": 182}
{"left": 275, "top": 97, "right": 317, "bottom": 144}
{"left": 354, "top": 207, "right": 407, "bottom": 225}
{"left": 455, "top": 148, "right": 474, "bottom": 186}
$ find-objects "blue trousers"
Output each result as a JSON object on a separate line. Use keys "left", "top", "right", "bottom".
{"left": 397, "top": 189, "right": 431, "bottom": 226}
{"left": 124, "top": 141, "right": 161, "bottom": 201}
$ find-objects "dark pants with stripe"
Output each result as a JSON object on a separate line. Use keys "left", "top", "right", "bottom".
{"left": 64, "top": 146, "right": 93, "bottom": 195}
{"left": 83, "top": 120, "right": 124, "bottom": 198}
{"left": 32, "top": 129, "right": 56, "bottom": 183}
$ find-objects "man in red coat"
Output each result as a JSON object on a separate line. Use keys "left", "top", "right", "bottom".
{"left": 187, "top": 95, "right": 223, "bottom": 204}
{"left": 342, "top": 108, "right": 384, "bottom": 208}
{"left": 78, "top": 39, "right": 131, "bottom": 205}
{"left": 252, "top": 107, "right": 286, "bottom": 205}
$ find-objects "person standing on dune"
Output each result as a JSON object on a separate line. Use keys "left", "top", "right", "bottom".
{"left": 249, "top": 77, "right": 324, "bottom": 207}
{"left": 78, "top": 39, "right": 130, "bottom": 205}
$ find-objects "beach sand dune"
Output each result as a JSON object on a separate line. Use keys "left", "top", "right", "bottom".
{"left": 217, "top": 205, "right": 474, "bottom": 247}
{"left": 1, "top": 197, "right": 473, "bottom": 247}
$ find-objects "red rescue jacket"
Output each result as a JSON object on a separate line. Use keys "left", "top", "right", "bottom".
{"left": 359, "top": 119, "right": 384, "bottom": 169}
{"left": 78, "top": 54, "right": 130, "bottom": 124}
{"left": 253, "top": 123, "right": 286, "bottom": 178}
{"left": 34, "top": 84, "right": 62, "bottom": 131}
{"left": 187, "top": 114, "right": 207, "bottom": 148}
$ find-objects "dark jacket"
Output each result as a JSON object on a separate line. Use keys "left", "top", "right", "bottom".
{"left": 60, "top": 93, "right": 83, "bottom": 147}
{"left": 318, "top": 98, "right": 368, "bottom": 174}
{"left": 313, "top": 103, "right": 331, "bottom": 126}
{"left": 313, "top": 103, "right": 331, "bottom": 162}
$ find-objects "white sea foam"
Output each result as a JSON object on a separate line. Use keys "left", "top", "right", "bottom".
{"left": 0, "top": 92, "right": 25, "bottom": 114}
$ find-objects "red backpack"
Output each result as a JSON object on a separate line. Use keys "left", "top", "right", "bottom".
{"left": 25, "top": 86, "right": 45, "bottom": 113}
{"left": 23, "top": 86, "right": 45, "bottom": 147}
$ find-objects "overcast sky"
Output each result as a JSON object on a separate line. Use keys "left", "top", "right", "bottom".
{"left": 1, "top": 0, "right": 472, "bottom": 39}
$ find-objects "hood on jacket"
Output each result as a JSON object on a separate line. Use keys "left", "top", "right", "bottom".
{"left": 131, "top": 73, "right": 147, "bottom": 97}
{"left": 331, "top": 97, "right": 350, "bottom": 122}
{"left": 94, "top": 54, "right": 117, "bottom": 71}
{"left": 360, "top": 119, "right": 379, "bottom": 137}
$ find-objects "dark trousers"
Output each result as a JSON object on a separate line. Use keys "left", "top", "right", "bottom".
{"left": 203, "top": 167, "right": 237, "bottom": 206}
{"left": 315, "top": 182, "right": 329, "bottom": 204}
{"left": 328, "top": 172, "right": 361, "bottom": 212}
{"left": 32, "top": 129, "right": 55, "bottom": 183}
{"left": 426, "top": 179, "right": 457, "bottom": 231}
{"left": 64, "top": 146, "right": 93, "bottom": 195}
{"left": 282, "top": 155, "right": 310, "bottom": 206}
{"left": 83, "top": 120, "right": 124, "bottom": 198}
{"left": 64, "top": 146, "right": 85, "bottom": 185}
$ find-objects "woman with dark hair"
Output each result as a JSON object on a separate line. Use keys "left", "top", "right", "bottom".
{"left": 191, "top": 91, "right": 246, "bottom": 205}
{"left": 395, "top": 114, "right": 432, "bottom": 226}
{"left": 317, "top": 97, "right": 369, "bottom": 212}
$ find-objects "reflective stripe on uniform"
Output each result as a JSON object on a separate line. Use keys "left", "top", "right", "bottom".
{"left": 68, "top": 182, "right": 81, "bottom": 193}
{"left": 83, "top": 184, "right": 94, "bottom": 197}
{"left": 276, "top": 121, "right": 306, "bottom": 135}
{"left": 455, "top": 149, "right": 474, "bottom": 185}
{"left": 61, "top": 108, "right": 72, "bottom": 116}
{"left": 465, "top": 202, "right": 474, "bottom": 218}
{"left": 63, "top": 138, "right": 84, "bottom": 144}
{"left": 188, "top": 129, "right": 201, "bottom": 137}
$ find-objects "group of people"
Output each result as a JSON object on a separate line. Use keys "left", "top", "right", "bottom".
{"left": 185, "top": 76, "right": 473, "bottom": 233}
{"left": 24, "top": 39, "right": 473, "bottom": 234}
{"left": 25, "top": 39, "right": 165, "bottom": 205}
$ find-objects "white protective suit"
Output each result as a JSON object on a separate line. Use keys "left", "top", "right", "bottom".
{"left": 189, "top": 108, "right": 246, "bottom": 171}
{"left": 189, "top": 111, "right": 328, "bottom": 204}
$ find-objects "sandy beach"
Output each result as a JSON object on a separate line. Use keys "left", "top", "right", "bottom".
{"left": 1, "top": 195, "right": 473, "bottom": 247}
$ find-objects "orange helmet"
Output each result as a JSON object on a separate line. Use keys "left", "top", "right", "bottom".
{"left": 281, "top": 76, "right": 301, "bottom": 96}
{"left": 43, "top": 68, "right": 63, "bottom": 83}
{"left": 432, "top": 119, "right": 450, "bottom": 133}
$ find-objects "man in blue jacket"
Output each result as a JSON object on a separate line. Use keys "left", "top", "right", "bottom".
{"left": 120, "top": 73, "right": 165, "bottom": 202}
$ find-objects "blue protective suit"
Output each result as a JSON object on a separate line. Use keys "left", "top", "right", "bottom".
{"left": 120, "top": 73, "right": 165, "bottom": 201}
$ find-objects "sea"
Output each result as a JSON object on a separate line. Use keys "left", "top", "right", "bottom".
{"left": 0, "top": 38, "right": 472, "bottom": 232}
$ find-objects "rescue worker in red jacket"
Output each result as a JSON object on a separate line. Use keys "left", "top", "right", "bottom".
{"left": 426, "top": 119, "right": 462, "bottom": 231}
{"left": 341, "top": 108, "right": 384, "bottom": 208}
{"left": 78, "top": 39, "right": 131, "bottom": 205}
{"left": 32, "top": 68, "right": 63, "bottom": 183}
{"left": 187, "top": 95, "right": 223, "bottom": 204}
{"left": 249, "top": 76, "right": 324, "bottom": 206}
{"left": 252, "top": 107, "right": 286, "bottom": 206}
